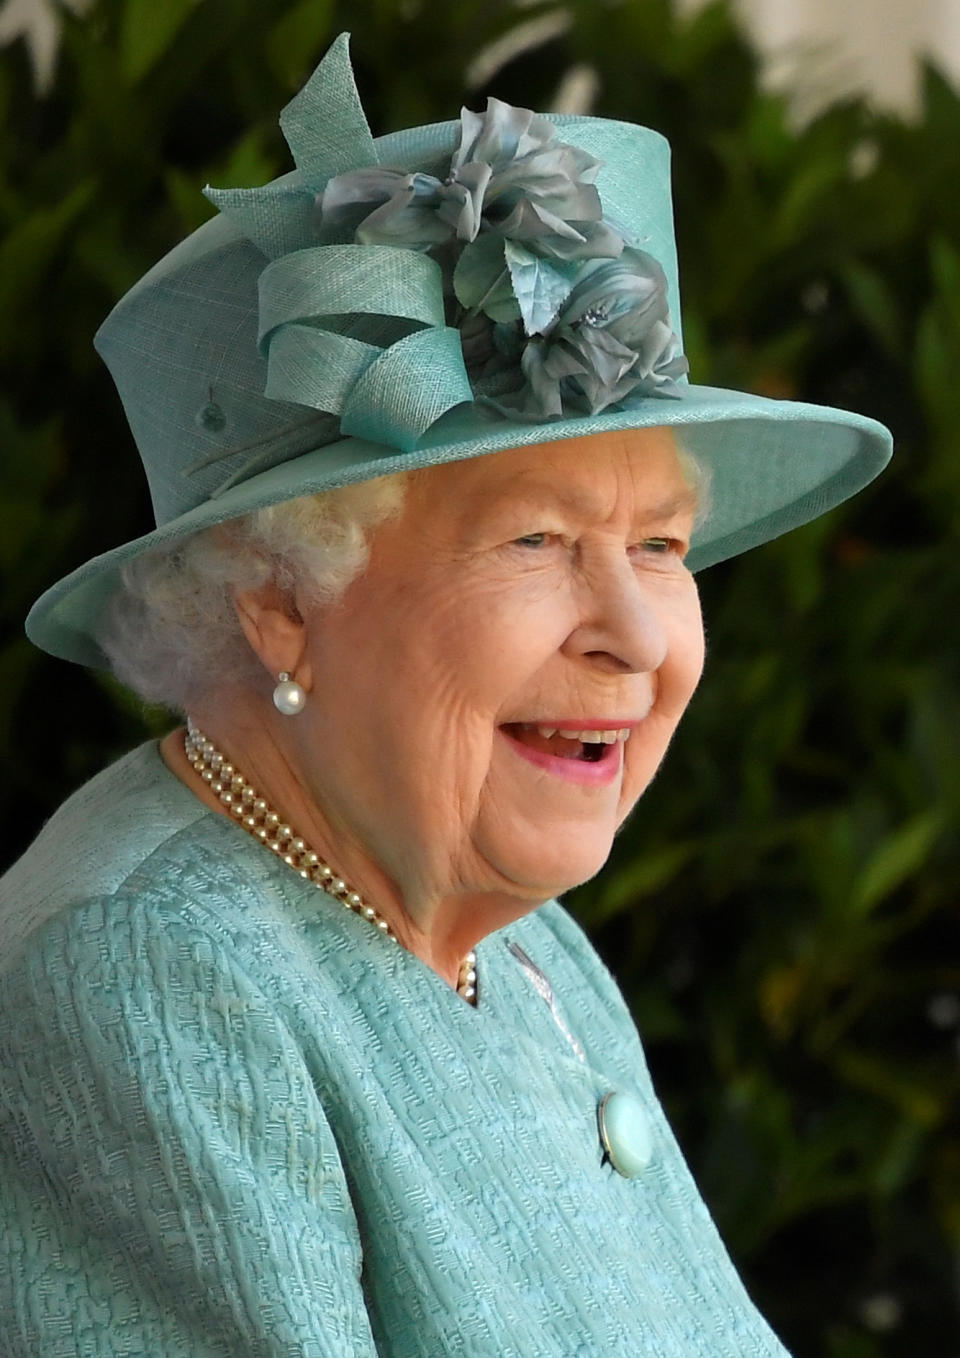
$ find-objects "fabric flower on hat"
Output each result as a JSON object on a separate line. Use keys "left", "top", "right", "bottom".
{"left": 315, "top": 88, "right": 687, "bottom": 426}
{"left": 320, "top": 98, "right": 623, "bottom": 260}
{"left": 494, "top": 250, "right": 690, "bottom": 418}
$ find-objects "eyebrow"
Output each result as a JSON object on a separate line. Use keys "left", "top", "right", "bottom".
{"left": 636, "top": 487, "right": 701, "bottom": 520}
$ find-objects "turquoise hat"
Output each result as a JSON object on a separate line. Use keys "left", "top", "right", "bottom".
{"left": 27, "top": 34, "right": 892, "bottom": 670}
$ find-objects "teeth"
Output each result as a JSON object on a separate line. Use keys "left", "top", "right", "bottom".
{"left": 535, "top": 725, "right": 632, "bottom": 743}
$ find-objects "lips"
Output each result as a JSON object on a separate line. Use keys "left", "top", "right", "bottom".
{"left": 499, "top": 721, "right": 633, "bottom": 785}
{"left": 503, "top": 723, "right": 632, "bottom": 761}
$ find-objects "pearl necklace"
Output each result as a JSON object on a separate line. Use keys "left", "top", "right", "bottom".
{"left": 184, "top": 721, "right": 478, "bottom": 1004}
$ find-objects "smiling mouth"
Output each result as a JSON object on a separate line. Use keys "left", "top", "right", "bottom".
{"left": 501, "top": 723, "right": 632, "bottom": 764}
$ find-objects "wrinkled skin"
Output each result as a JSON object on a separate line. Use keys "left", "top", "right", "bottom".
{"left": 170, "top": 427, "right": 704, "bottom": 989}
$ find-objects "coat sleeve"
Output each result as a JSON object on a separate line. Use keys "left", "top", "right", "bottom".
{"left": 0, "top": 894, "right": 380, "bottom": 1358}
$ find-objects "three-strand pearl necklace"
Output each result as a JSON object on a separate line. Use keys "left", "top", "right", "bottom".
{"left": 184, "top": 721, "right": 478, "bottom": 1004}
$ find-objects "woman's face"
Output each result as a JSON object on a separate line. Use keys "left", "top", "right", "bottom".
{"left": 296, "top": 427, "right": 704, "bottom": 916}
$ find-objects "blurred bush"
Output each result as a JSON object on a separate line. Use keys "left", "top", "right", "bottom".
{"left": 1, "top": 1, "right": 957, "bottom": 1353}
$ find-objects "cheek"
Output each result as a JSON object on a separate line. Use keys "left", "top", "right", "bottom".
{"left": 661, "top": 583, "right": 705, "bottom": 699}
{"left": 617, "top": 596, "right": 704, "bottom": 811}
{"left": 320, "top": 582, "right": 524, "bottom": 778}
{"left": 414, "top": 576, "right": 577, "bottom": 712}
{"left": 672, "top": 610, "right": 706, "bottom": 706}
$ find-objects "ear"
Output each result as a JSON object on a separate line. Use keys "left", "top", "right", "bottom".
{"left": 233, "top": 582, "right": 314, "bottom": 694}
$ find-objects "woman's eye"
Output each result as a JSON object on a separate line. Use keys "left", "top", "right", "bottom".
{"left": 629, "top": 537, "right": 688, "bottom": 564}
{"left": 514, "top": 533, "right": 548, "bottom": 548}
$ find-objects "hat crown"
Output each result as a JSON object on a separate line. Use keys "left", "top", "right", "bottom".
{"left": 94, "top": 38, "right": 683, "bottom": 529}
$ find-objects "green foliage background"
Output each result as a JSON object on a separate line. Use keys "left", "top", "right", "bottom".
{"left": 1, "top": 1, "right": 958, "bottom": 1352}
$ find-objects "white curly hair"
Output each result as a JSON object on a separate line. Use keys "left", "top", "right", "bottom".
{"left": 97, "top": 472, "right": 410, "bottom": 713}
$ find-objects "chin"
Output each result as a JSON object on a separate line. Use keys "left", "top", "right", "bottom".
{"left": 483, "top": 834, "right": 616, "bottom": 901}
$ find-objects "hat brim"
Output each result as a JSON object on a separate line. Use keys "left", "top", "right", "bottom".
{"left": 27, "top": 381, "right": 891, "bottom": 669}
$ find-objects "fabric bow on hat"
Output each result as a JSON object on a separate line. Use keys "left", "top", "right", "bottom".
{"left": 206, "top": 33, "right": 687, "bottom": 461}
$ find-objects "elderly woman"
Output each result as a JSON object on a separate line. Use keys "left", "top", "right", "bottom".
{"left": 0, "top": 36, "right": 890, "bottom": 1358}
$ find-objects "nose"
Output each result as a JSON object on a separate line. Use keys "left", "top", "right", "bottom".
{"left": 562, "top": 552, "right": 668, "bottom": 675}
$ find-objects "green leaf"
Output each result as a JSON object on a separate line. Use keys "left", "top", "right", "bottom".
{"left": 850, "top": 810, "right": 946, "bottom": 917}
{"left": 773, "top": 159, "right": 844, "bottom": 245}
{"left": 167, "top": 128, "right": 277, "bottom": 234}
{"left": 267, "top": 0, "right": 335, "bottom": 89}
{"left": 165, "top": 166, "right": 216, "bottom": 234}
{"left": 930, "top": 235, "right": 960, "bottom": 291}
{"left": 0, "top": 182, "right": 95, "bottom": 322}
{"left": 503, "top": 239, "right": 575, "bottom": 335}
{"left": 675, "top": 0, "right": 741, "bottom": 73}
{"left": 453, "top": 233, "right": 517, "bottom": 321}
{"left": 120, "top": 0, "right": 197, "bottom": 83}
{"left": 841, "top": 261, "right": 903, "bottom": 360}
{"left": 830, "top": 1046, "right": 944, "bottom": 1126}
{"left": 919, "top": 58, "right": 960, "bottom": 130}
{"left": 929, "top": 236, "right": 960, "bottom": 332}
{"left": 215, "top": 129, "right": 280, "bottom": 196}
{"left": 914, "top": 303, "right": 959, "bottom": 432}
{"left": 871, "top": 1118, "right": 925, "bottom": 1195}
{"left": 587, "top": 841, "right": 696, "bottom": 923}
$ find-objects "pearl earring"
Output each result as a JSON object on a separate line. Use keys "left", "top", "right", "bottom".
{"left": 272, "top": 671, "right": 306, "bottom": 716}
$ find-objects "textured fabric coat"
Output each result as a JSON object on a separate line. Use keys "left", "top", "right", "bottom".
{"left": 0, "top": 743, "right": 790, "bottom": 1357}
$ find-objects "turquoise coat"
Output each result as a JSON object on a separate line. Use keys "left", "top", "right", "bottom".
{"left": 0, "top": 744, "right": 789, "bottom": 1356}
